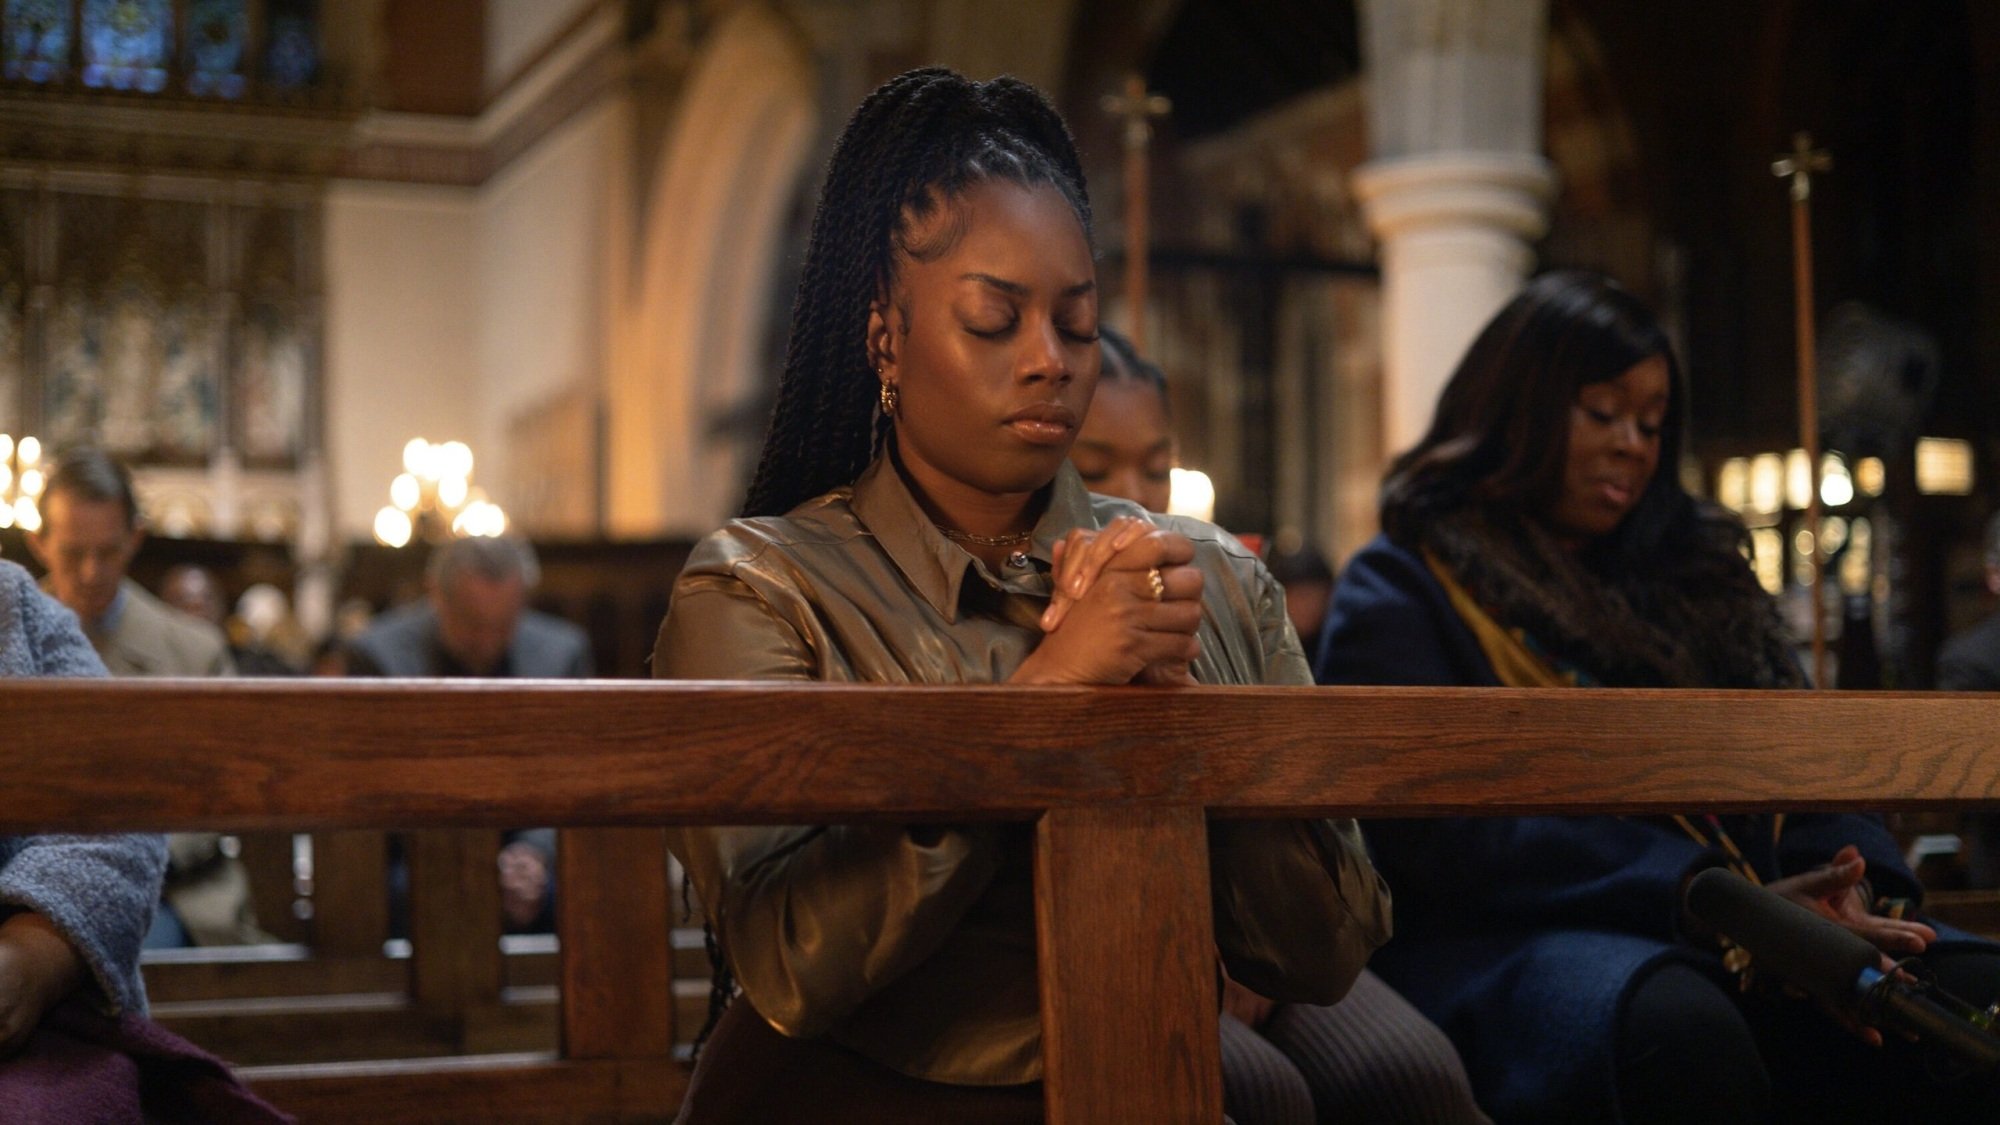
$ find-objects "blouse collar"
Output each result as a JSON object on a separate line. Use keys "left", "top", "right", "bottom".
{"left": 848, "top": 454, "right": 1100, "bottom": 624}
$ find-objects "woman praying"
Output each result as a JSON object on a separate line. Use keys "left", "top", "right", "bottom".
{"left": 655, "top": 67, "right": 1388, "bottom": 1123}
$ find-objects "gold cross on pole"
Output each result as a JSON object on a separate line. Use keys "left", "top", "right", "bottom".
{"left": 1772, "top": 131, "right": 1832, "bottom": 687}
{"left": 1771, "top": 131, "right": 1832, "bottom": 203}
{"left": 1101, "top": 73, "right": 1171, "bottom": 344}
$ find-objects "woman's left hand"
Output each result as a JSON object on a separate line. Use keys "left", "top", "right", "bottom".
{"left": 1041, "top": 516, "right": 1153, "bottom": 633}
{"left": 1042, "top": 519, "right": 1203, "bottom": 684}
{"left": 0, "top": 913, "right": 85, "bottom": 1057}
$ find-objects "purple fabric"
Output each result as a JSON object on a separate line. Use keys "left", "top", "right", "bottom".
{"left": 0, "top": 998, "right": 291, "bottom": 1124}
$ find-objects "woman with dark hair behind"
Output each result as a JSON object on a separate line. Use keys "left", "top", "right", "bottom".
{"left": 655, "top": 68, "right": 1389, "bottom": 1123}
{"left": 1315, "top": 270, "right": 2000, "bottom": 1122}
{"left": 1077, "top": 327, "right": 1487, "bottom": 1125}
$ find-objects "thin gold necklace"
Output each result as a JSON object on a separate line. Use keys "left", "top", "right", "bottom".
{"left": 937, "top": 525, "right": 1033, "bottom": 548}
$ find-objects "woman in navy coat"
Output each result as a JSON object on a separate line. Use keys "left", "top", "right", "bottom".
{"left": 1315, "top": 272, "right": 1999, "bottom": 1123}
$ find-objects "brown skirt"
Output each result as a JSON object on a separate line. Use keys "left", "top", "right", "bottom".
{"left": 674, "top": 998, "right": 1043, "bottom": 1125}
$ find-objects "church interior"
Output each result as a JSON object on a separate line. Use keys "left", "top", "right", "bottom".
{"left": 4, "top": 0, "right": 2000, "bottom": 1120}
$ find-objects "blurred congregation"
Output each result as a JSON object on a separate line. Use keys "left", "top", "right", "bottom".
{"left": 4, "top": 0, "right": 2000, "bottom": 1122}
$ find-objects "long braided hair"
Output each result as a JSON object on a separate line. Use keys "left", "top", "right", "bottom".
{"left": 692, "top": 68, "right": 1093, "bottom": 1056}
{"left": 739, "top": 67, "right": 1092, "bottom": 519}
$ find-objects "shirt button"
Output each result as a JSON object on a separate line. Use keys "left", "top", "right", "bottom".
{"left": 1006, "top": 551, "right": 1029, "bottom": 569}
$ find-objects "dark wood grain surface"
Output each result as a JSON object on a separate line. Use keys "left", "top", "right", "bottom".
{"left": 239, "top": 1053, "right": 683, "bottom": 1124}
{"left": 8, "top": 680, "right": 1999, "bottom": 831}
{"left": 558, "top": 827, "right": 674, "bottom": 1060}
{"left": 1036, "top": 807, "right": 1221, "bottom": 1125}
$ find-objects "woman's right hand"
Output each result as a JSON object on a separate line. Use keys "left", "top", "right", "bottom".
{"left": 1012, "top": 523, "right": 1204, "bottom": 686}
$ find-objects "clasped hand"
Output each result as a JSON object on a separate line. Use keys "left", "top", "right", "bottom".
{"left": 1011, "top": 516, "right": 1204, "bottom": 686}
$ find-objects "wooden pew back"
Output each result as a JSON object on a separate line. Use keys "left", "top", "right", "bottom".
{"left": 11, "top": 680, "right": 2000, "bottom": 1123}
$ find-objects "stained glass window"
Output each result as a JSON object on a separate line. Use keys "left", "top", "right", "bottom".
{"left": 81, "top": 0, "right": 171, "bottom": 93}
{"left": 264, "top": 0, "right": 316, "bottom": 88}
{"left": 185, "top": 0, "right": 246, "bottom": 98}
{"left": 4, "top": 0, "right": 69, "bottom": 83}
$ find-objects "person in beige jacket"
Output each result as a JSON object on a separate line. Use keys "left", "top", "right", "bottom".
{"left": 29, "top": 448, "right": 267, "bottom": 947}
{"left": 655, "top": 68, "right": 1388, "bottom": 1124}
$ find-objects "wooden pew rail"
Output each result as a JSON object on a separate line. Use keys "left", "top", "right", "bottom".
{"left": 9, "top": 680, "right": 2000, "bottom": 1123}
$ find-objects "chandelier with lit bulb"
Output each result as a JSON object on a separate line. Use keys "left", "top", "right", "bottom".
{"left": 373, "top": 438, "right": 508, "bottom": 548}
{"left": 0, "top": 434, "right": 46, "bottom": 532}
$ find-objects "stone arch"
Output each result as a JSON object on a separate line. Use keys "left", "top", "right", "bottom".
{"left": 607, "top": 5, "right": 816, "bottom": 537}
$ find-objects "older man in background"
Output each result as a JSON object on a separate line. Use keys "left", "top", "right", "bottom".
{"left": 346, "top": 535, "right": 592, "bottom": 931}
{"left": 27, "top": 448, "right": 266, "bottom": 947}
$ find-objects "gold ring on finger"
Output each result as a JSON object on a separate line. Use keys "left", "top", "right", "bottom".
{"left": 1146, "top": 567, "right": 1166, "bottom": 602}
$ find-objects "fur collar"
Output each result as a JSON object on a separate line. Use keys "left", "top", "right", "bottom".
{"left": 1413, "top": 504, "right": 1802, "bottom": 689}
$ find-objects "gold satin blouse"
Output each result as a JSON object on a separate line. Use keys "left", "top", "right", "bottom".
{"left": 655, "top": 456, "right": 1390, "bottom": 1085}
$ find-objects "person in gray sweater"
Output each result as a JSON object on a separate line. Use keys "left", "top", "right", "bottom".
{"left": 0, "top": 557, "right": 166, "bottom": 1049}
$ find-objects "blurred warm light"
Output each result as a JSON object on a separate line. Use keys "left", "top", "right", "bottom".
{"left": 1751, "top": 526, "right": 1783, "bottom": 594}
{"left": 1819, "top": 453, "right": 1853, "bottom": 508}
{"left": 1856, "top": 457, "right": 1886, "bottom": 498}
{"left": 1840, "top": 518, "right": 1873, "bottom": 596}
{"left": 1168, "top": 467, "right": 1215, "bottom": 523}
{"left": 381, "top": 437, "right": 501, "bottom": 547}
{"left": 451, "top": 500, "right": 508, "bottom": 538}
{"left": 373, "top": 506, "right": 413, "bottom": 548}
{"left": 2, "top": 433, "right": 43, "bottom": 533}
{"left": 438, "top": 441, "right": 474, "bottom": 480}
{"left": 1821, "top": 516, "right": 1848, "bottom": 557}
{"left": 1749, "top": 453, "right": 1783, "bottom": 513}
{"left": 1784, "top": 448, "right": 1812, "bottom": 511}
{"left": 1790, "top": 525, "right": 1817, "bottom": 588}
{"left": 390, "top": 473, "right": 421, "bottom": 511}
{"left": 159, "top": 502, "right": 198, "bottom": 539}
{"left": 1915, "top": 437, "right": 1973, "bottom": 496}
{"left": 1717, "top": 458, "right": 1749, "bottom": 513}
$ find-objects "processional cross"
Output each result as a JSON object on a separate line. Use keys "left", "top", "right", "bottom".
{"left": 1772, "top": 132, "right": 1833, "bottom": 688}
{"left": 1101, "top": 74, "right": 1171, "bottom": 343}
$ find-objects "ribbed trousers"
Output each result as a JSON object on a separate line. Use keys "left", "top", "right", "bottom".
{"left": 1220, "top": 969, "right": 1491, "bottom": 1125}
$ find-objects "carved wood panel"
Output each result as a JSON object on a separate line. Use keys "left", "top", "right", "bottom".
{"left": 2, "top": 175, "right": 320, "bottom": 477}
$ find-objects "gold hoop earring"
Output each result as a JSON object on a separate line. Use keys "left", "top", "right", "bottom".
{"left": 879, "top": 380, "right": 899, "bottom": 418}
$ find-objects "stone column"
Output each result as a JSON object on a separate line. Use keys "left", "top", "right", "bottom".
{"left": 1355, "top": 0, "right": 1556, "bottom": 455}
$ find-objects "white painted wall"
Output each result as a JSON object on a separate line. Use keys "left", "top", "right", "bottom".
{"left": 323, "top": 182, "right": 481, "bottom": 538}
{"left": 476, "top": 98, "right": 619, "bottom": 508}
{"left": 486, "top": 0, "right": 598, "bottom": 93}
{"left": 323, "top": 100, "right": 622, "bottom": 541}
